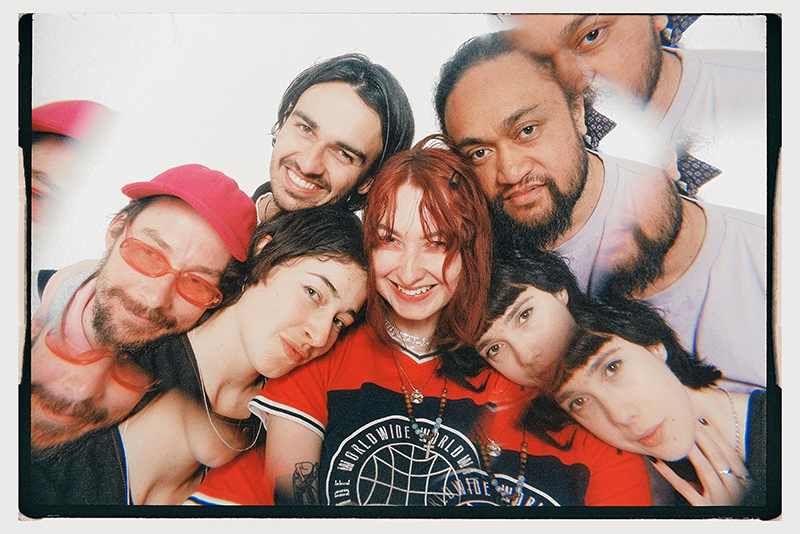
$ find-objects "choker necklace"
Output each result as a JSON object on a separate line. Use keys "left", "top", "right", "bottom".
{"left": 475, "top": 430, "right": 528, "bottom": 505}
{"left": 719, "top": 388, "right": 741, "bottom": 455}
{"left": 385, "top": 317, "right": 433, "bottom": 353}
{"left": 393, "top": 353, "right": 447, "bottom": 459}
{"left": 192, "top": 330, "right": 262, "bottom": 452}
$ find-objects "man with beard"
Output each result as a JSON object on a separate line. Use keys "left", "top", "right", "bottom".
{"left": 435, "top": 32, "right": 766, "bottom": 390}
{"left": 507, "top": 15, "right": 767, "bottom": 215}
{"left": 251, "top": 53, "right": 414, "bottom": 222}
{"left": 28, "top": 164, "right": 256, "bottom": 453}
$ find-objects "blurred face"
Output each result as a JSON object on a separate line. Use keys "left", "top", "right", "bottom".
{"left": 270, "top": 82, "right": 383, "bottom": 211}
{"left": 30, "top": 135, "right": 83, "bottom": 227}
{"left": 235, "top": 256, "right": 367, "bottom": 378}
{"left": 372, "top": 183, "right": 463, "bottom": 336}
{"left": 510, "top": 15, "right": 667, "bottom": 101}
{"left": 476, "top": 286, "right": 576, "bottom": 390}
{"left": 93, "top": 197, "right": 232, "bottom": 350}
{"left": 30, "top": 326, "right": 151, "bottom": 451}
{"left": 555, "top": 336, "right": 696, "bottom": 461}
{"left": 445, "top": 52, "right": 588, "bottom": 243}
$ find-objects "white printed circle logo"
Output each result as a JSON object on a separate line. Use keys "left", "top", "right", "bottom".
{"left": 326, "top": 415, "right": 480, "bottom": 506}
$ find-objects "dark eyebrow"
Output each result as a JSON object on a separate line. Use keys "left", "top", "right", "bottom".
{"left": 555, "top": 346, "right": 618, "bottom": 404}
{"left": 502, "top": 105, "right": 541, "bottom": 130}
{"left": 139, "top": 227, "right": 223, "bottom": 278}
{"left": 562, "top": 14, "right": 595, "bottom": 39}
{"left": 475, "top": 295, "right": 533, "bottom": 353}
{"left": 455, "top": 105, "right": 542, "bottom": 151}
{"left": 310, "top": 272, "right": 359, "bottom": 321}
{"left": 293, "top": 110, "right": 367, "bottom": 165}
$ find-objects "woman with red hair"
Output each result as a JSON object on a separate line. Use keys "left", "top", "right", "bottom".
{"left": 226, "top": 134, "right": 651, "bottom": 509}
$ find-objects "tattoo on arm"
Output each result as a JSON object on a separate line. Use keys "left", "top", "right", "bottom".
{"left": 292, "top": 462, "right": 319, "bottom": 505}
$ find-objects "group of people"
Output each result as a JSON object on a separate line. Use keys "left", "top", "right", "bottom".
{"left": 24, "top": 15, "right": 770, "bottom": 513}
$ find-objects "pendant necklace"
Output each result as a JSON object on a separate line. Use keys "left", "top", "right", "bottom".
{"left": 474, "top": 418, "right": 511, "bottom": 458}
{"left": 474, "top": 429, "right": 528, "bottom": 505}
{"left": 392, "top": 352, "right": 448, "bottom": 459}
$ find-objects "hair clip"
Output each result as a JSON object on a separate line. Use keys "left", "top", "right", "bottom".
{"left": 449, "top": 171, "right": 461, "bottom": 190}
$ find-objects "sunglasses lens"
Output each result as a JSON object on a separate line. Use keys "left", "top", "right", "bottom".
{"left": 44, "top": 329, "right": 112, "bottom": 365}
{"left": 113, "top": 355, "right": 159, "bottom": 392}
{"left": 176, "top": 274, "right": 223, "bottom": 308}
{"left": 120, "top": 239, "right": 169, "bottom": 276}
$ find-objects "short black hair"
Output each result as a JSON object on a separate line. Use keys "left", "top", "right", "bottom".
{"left": 215, "top": 205, "right": 368, "bottom": 310}
{"left": 435, "top": 31, "right": 577, "bottom": 136}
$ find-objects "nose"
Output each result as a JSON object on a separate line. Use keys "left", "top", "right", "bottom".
{"left": 304, "top": 311, "right": 332, "bottom": 349}
{"left": 605, "top": 398, "right": 640, "bottom": 426}
{"left": 143, "top": 274, "right": 177, "bottom": 309}
{"left": 396, "top": 245, "right": 425, "bottom": 285}
{"left": 495, "top": 144, "right": 534, "bottom": 188}
{"left": 61, "top": 359, "right": 114, "bottom": 404}
{"left": 295, "top": 140, "right": 326, "bottom": 176}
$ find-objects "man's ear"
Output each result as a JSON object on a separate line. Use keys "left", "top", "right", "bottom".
{"left": 650, "top": 343, "right": 669, "bottom": 362}
{"left": 255, "top": 234, "right": 273, "bottom": 255}
{"left": 570, "top": 92, "right": 587, "bottom": 137}
{"left": 105, "top": 213, "right": 128, "bottom": 250}
{"left": 555, "top": 288, "right": 569, "bottom": 306}
{"left": 357, "top": 177, "right": 373, "bottom": 195}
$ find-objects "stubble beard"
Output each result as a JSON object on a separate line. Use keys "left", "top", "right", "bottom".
{"left": 30, "top": 383, "right": 110, "bottom": 453}
{"left": 92, "top": 267, "right": 178, "bottom": 351}
{"left": 269, "top": 154, "right": 343, "bottom": 212}
{"left": 636, "top": 25, "right": 664, "bottom": 103}
{"left": 491, "top": 139, "right": 589, "bottom": 252}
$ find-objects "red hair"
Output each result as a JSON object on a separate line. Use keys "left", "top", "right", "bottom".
{"left": 363, "top": 134, "right": 493, "bottom": 349}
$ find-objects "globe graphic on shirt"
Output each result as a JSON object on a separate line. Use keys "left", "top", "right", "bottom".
{"left": 355, "top": 441, "right": 460, "bottom": 505}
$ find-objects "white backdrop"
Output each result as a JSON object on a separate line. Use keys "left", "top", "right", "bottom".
{"left": 29, "top": 13, "right": 768, "bottom": 272}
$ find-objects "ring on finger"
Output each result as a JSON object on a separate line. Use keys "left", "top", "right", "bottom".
{"left": 717, "top": 468, "right": 733, "bottom": 476}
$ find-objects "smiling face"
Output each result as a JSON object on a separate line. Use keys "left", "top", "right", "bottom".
{"left": 555, "top": 335, "right": 696, "bottom": 461}
{"left": 510, "top": 15, "right": 667, "bottom": 101}
{"left": 444, "top": 51, "right": 588, "bottom": 246}
{"left": 269, "top": 82, "right": 384, "bottom": 211}
{"left": 372, "top": 183, "right": 463, "bottom": 338}
{"left": 92, "top": 197, "right": 232, "bottom": 350}
{"left": 476, "top": 286, "right": 576, "bottom": 390}
{"left": 235, "top": 256, "right": 367, "bottom": 379}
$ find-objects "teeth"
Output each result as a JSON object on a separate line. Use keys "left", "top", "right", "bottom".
{"left": 288, "top": 169, "right": 318, "bottom": 190}
{"left": 398, "top": 285, "right": 433, "bottom": 296}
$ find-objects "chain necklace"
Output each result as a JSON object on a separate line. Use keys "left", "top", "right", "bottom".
{"left": 385, "top": 316, "right": 433, "bottom": 353}
{"left": 719, "top": 388, "right": 741, "bottom": 455}
{"left": 391, "top": 351, "right": 436, "bottom": 404}
{"left": 475, "top": 430, "right": 528, "bottom": 505}
{"left": 192, "top": 330, "right": 262, "bottom": 452}
{"left": 392, "top": 353, "right": 448, "bottom": 459}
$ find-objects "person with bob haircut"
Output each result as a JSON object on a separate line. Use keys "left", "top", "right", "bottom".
{"left": 252, "top": 52, "right": 415, "bottom": 221}
{"left": 520, "top": 297, "right": 766, "bottom": 506}
{"left": 29, "top": 207, "right": 369, "bottom": 505}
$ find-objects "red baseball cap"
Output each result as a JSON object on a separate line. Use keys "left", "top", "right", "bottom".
{"left": 31, "top": 100, "right": 116, "bottom": 144}
{"left": 121, "top": 164, "right": 257, "bottom": 262}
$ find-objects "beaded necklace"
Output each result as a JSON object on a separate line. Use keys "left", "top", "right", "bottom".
{"left": 474, "top": 429, "right": 528, "bottom": 505}
{"left": 392, "top": 352, "right": 448, "bottom": 459}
